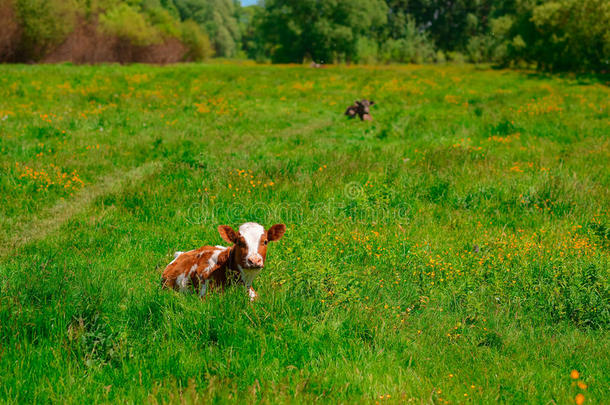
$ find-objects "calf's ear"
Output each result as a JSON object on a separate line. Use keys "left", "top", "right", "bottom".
{"left": 267, "top": 224, "right": 286, "bottom": 242}
{"left": 218, "top": 225, "right": 238, "bottom": 243}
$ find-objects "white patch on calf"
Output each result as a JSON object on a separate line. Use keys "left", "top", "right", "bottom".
{"left": 169, "top": 251, "right": 186, "bottom": 265}
{"left": 203, "top": 248, "right": 225, "bottom": 276}
{"left": 239, "top": 222, "right": 264, "bottom": 263}
{"left": 176, "top": 274, "right": 190, "bottom": 293}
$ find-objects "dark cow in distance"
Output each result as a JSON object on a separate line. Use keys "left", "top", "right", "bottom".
{"left": 345, "top": 99, "right": 375, "bottom": 121}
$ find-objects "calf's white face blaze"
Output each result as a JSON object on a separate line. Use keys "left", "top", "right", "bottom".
{"left": 239, "top": 222, "right": 265, "bottom": 268}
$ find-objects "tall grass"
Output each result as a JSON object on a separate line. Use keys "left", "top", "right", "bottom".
{"left": 0, "top": 63, "right": 608, "bottom": 403}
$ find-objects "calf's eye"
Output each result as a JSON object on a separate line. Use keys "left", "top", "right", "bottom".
{"left": 263, "top": 240, "right": 268, "bottom": 245}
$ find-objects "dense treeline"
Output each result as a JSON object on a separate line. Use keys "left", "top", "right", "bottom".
{"left": 245, "top": 0, "right": 609, "bottom": 72}
{"left": 0, "top": 0, "right": 608, "bottom": 71}
{"left": 0, "top": 0, "right": 230, "bottom": 63}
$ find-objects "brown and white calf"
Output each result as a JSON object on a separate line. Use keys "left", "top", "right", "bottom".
{"left": 161, "top": 223, "right": 286, "bottom": 301}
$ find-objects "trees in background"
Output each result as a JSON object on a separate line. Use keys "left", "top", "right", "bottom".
{"left": 239, "top": 3, "right": 266, "bottom": 61}
{"left": 2, "top": 0, "right": 214, "bottom": 62}
{"left": 508, "top": 0, "right": 610, "bottom": 72}
{"left": 12, "top": 0, "right": 79, "bottom": 60}
{"left": 243, "top": 0, "right": 609, "bottom": 71}
{"left": 257, "top": 0, "right": 387, "bottom": 63}
{"left": 378, "top": 14, "right": 435, "bottom": 64}
{"left": 0, "top": 0, "right": 608, "bottom": 71}
{"left": 171, "top": 0, "right": 241, "bottom": 57}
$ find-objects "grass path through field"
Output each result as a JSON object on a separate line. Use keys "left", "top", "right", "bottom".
{"left": 1, "top": 114, "right": 335, "bottom": 258}
{"left": 0, "top": 161, "right": 162, "bottom": 258}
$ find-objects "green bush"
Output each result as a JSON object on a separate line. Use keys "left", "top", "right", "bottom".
{"left": 147, "top": 6, "right": 181, "bottom": 38}
{"left": 213, "top": 22, "right": 236, "bottom": 58}
{"left": 99, "top": 3, "right": 162, "bottom": 46}
{"left": 435, "top": 50, "right": 446, "bottom": 64}
{"left": 464, "top": 15, "right": 517, "bottom": 65}
{"left": 380, "top": 35, "right": 435, "bottom": 64}
{"left": 466, "top": 35, "right": 495, "bottom": 64}
{"left": 493, "top": 0, "right": 610, "bottom": 71}
{"left": 355, "top": 36, "right": 379, "bottom": 64}
{"left": 181, "top": 19, "right": 213, "bottom": 61}
{"left": 446, "top": 51, "right": 465, "bottom": 64}
{"left": 529, "top": 0, "right": 610, "bottom": 71}
{"left": 486, "top": 16, "right": 514, "bottom": 65}
{"left": 379, "top": 16, "right": 435, "bottom": 64}
{"left": 15, "top": 0, "right": 79, "bottom": 60}
{"left": 174, "top": 0, "right": 241, "bottom": 58}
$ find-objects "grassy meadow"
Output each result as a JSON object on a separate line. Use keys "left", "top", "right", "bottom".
{"left": 0, "top": 62, "right": 608, "bottom": 403}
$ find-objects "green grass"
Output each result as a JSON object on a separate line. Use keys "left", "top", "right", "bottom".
{"left": 0, "top": 62, "right": 608, "bottom": 403}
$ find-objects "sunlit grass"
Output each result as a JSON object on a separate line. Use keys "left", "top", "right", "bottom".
{"left": 0, "top": 63, "right": 608, "bottom": 403}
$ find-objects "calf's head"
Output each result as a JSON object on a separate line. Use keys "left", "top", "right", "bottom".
{"left": 218, "top": 222, "right": 286, "bottom": 269}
